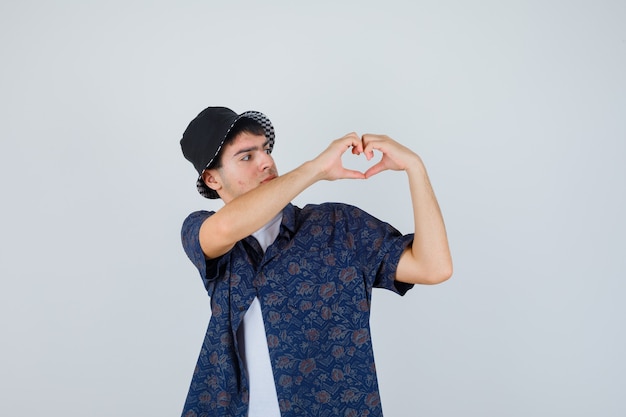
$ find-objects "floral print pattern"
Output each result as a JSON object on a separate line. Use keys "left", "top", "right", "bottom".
{"left": 181, "top": 203, "right": 413, "bottom": 416}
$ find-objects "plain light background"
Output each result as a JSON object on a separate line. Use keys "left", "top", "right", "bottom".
{"left": 1, "top": 1, "right": 624, "bottom": 416}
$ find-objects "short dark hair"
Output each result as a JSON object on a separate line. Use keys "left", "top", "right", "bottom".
{"left": 209, "top": 118, "right": 265, "bottom": 169}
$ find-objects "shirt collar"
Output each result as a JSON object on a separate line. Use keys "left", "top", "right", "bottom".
{"left": 280, "top": 203, "right": 297, "bottom": 235}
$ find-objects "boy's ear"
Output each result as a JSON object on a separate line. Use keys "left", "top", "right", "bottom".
{"left": 202, "top": 170, "right": 222, "bottom": 192}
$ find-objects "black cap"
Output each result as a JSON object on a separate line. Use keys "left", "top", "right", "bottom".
{"left": 180, "top": 106, "right": 275, "bottom": 199}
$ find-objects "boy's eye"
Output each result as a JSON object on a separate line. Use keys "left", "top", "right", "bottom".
{"left": 265, "top": 149, "right": 271, "bottom": 154}
{"left": 241, "top": 155, "right": 250, "bottom": 161}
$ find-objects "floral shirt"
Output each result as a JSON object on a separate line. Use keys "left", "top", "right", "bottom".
{"left": 181, "top": 202, "right": 414, "bottom": 417}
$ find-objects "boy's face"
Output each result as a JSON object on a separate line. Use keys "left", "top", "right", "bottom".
{"left": 204, "top": 131, "right": 278, "bottom": 203}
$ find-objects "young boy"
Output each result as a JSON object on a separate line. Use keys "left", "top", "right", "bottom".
{"left": 179, "top": 106, "right": 452, "bottom": 416}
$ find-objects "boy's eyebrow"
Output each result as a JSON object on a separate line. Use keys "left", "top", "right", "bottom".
{"left": 232, "top": 139, "right": 270, "bottom": 157}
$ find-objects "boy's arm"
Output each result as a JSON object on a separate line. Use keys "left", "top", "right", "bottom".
{"left": 362, "top": 134, "right": 453, "bottom": 285}
{"left": 199, "top": 133, "right": 366, "bottom": 259}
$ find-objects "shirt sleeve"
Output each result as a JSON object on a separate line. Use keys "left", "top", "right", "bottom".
{"left": 347, "top": 205, "right": 415, "bottom": 296}
{"left": 374, "top": 232, "right": 415, "bottom": 295}
{"left": 181, "top": 210, "right": 228, "bottom": 292}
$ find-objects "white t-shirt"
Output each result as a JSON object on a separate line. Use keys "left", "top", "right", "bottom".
{"left": 238, "top": 213, "right": 282, "bottom": 416}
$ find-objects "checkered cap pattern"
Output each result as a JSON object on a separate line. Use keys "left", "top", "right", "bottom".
{"left": 196, "top": 110, "right": 275, "bottom": 199}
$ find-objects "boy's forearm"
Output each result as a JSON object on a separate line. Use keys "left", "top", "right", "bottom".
{"left": 201, "top": 161, "right": 319, "bottom": 251}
